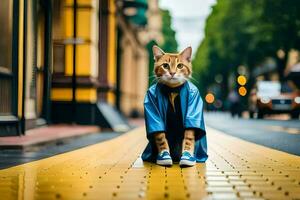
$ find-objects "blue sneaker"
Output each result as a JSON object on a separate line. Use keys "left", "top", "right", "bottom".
{"left": 179, "top": 151, "right": 196, "bottom": 167}
{"left": 156, "top": 150, "right": 173, "bottom": 166}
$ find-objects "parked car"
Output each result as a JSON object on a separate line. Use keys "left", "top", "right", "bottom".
{"left": 248, "top": 81, "right": 300, "bottom": 119}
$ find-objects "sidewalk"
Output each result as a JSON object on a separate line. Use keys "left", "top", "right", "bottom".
{"left": 0, "top": 125, "right": 100, "bottom": 148}
{"left": 0, "top": 126, "right": 300, "bottom": 199}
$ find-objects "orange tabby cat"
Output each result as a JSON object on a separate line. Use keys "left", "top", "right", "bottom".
{"left": 152, "top": 45, "right": 195, "bottom": 163}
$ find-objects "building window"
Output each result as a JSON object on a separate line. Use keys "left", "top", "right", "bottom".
{"left": 0, "top": 0, "right": 13, "bottom": 115}
{"left": 53, "top": 43, "right": 66, "bottom": 74}
{"left": 0, "top": 0, "right": 13, "bottom": 72}
{"left": 52, "top": 0, "right": 66, "bottom": 74}
{"left": 52, "top": 0, "right": 93, "bottom": 76}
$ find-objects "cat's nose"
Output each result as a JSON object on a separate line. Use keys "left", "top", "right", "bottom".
{"left": 170, "top": 72, "right": 175, "bottom": 77}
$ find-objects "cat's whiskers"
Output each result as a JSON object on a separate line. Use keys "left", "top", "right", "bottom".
{"left": 150, "top": 79, "right": 157, "bottom": 85}
{"left": 186, "top": 75, "right": 199, "bottom": 84}
{"left": 148, "top": 74, "right": 157, "bottom": 79}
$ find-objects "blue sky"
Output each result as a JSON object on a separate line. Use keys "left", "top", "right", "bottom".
{"left": 159, "top": 0, "right": 216, "bottom": 55}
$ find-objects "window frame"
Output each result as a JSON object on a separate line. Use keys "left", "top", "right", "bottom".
{"left": 0, "top": 0, "right": 19, "bottom": 116}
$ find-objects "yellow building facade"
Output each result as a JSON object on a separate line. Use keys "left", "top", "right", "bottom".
{"left": 0, "top": 0, "right": 162, "bottom": 136}
{"left": 0, "top": 0, "right": 119, "bottom": 136}
{"left": 50, "top": 0, "right": 120, "bottom": 126}
{"left": 0, "top": 0, "right": 53, "bottom": 136}
{"left": 116, "top": 0, "right": 163, "bottom": 117}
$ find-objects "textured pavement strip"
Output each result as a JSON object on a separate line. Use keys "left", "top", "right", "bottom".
{"left": 0, "top": 127, "right": 300, "bottom": 199}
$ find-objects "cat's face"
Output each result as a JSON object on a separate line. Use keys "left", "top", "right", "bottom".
{"left": 153, "top": 46, "right": 192, "bottom": 88}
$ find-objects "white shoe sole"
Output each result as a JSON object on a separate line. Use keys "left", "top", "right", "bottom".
{"left": 179, "top": 159, "right": 196, "bottom": 167}
{"left": 156, "top": 159, "right": 173, "bottom": 166}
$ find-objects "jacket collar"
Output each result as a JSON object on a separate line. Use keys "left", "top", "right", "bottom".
{"left": 159, "top": 82, "right": 185, "bottom": 95}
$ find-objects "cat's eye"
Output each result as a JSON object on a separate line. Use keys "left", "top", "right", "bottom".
{"left": 177, "top": 64, "right": 184, "bottom": 69}
{"left": 162, "top": 63, "right": 169, "bottom": 69}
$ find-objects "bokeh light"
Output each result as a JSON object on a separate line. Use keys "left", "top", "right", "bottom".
{"left": 237, "top": 75, "right": 247, "bottom": 86}
{"left": 238, "top": 86, "right": 247, "bottom": 96}
{"left": 205, "top": 93, "right": 215, "bottom": 104}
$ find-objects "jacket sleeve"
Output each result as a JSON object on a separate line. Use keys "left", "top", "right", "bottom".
{"left": 144, "top": 89, "right": 165, "bottom": 138}
{"left": 184, "top": 89, "right": 206, "bottom": 139}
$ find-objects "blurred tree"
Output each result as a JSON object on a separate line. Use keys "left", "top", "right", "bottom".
{"left": 147, "top": 40, "right": 157, "bottom": 86}
{"left": 161, "top": 9, "right": 178, "bottom": 52}
{"left": 193, "top": 0, "right": 300, "bottom": 101}
{"left": 148, "top": 9, "right": 178, "bottom": 86}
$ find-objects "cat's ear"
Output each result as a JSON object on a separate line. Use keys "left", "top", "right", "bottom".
{"left": 152, "top": 45, "right": 165, "bottom": 61}
{"left": 180, "top": 46, "right": 192, "bottom": 62}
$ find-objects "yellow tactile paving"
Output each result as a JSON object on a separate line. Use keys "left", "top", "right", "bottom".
{"left": 0, "top": 127, "right": 300, "bottom": 200}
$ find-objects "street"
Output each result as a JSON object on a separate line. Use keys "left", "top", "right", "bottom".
{"left": 205, "top": 112, "right": 300, "bottom": 156}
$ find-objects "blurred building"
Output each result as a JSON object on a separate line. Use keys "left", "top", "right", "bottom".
{"left": 117, "top": 0, "right": 163, "bottom": 117}
{"left": 0, "top": 0, "right": 162, "bottom": 136}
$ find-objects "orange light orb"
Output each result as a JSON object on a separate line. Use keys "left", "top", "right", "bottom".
{"left": 237, "top": 75, "right": 247, "bottom": 86}
{"left": 205, "top": 93, "right": 215, "bottom": 104}
{"left": 238, "top": 86, "right": 247, "bottom": 96}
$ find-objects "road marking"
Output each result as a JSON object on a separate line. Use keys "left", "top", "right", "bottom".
{"left": 266, "top": 125, "right": 300, "bottom": 134}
